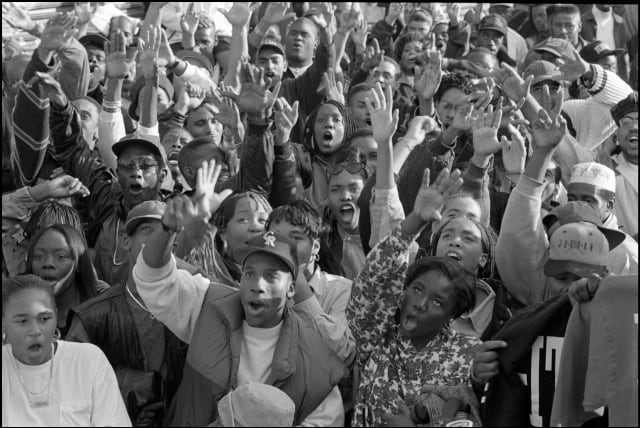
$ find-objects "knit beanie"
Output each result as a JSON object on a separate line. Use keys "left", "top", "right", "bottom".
{"left": 610, "top": 91, "right": 638, "bottom": 125}
{"left": 302, "top": 100, "right": 358, "bottom": 155}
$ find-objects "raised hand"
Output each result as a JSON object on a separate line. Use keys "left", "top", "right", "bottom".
{"left": 493, "top": 62, "right": 532, "bottom": 105}
{"left": 452, "top": 104, "right": 476, "bottom": 132}
{"left": 138, "top": 27, "right": 161, "bottom": 80}
{"left": 365, "top": 82, "right": 400, "bottom": 145}
{"left": 104, "top": 29, "right": 130, "bottom": 79}
{"left": 446, "top": 3, "right": 461, "bottom": 25}
{"left": 175, "top": 82, "right": 205, "bottom": 113}
{"left": 413, "top": 167, "right": 464, "bottom": 223}
{"left": 219, "top": 2, "right": 260, "bottom": 28}
{"left": 552, "top": 40, "right": 590, "bottom": 82}
{"left": 530, "top": 84, "right": 567, "bottom": 152}
{"left": 308, "top": 2, "right": 336, "bottom": 33}
{"left": 209, "top": 87, "right": 241, "bottom": 129}
{"left": 386, "top": 3, "right": 404, "bottom": 24}
{"left": 337, "top": 3, "right": 360, "bottom": 34}
{"left": 351, "top": 19, "right": 369, "bottom": 54}
{"left": 180, "top": 3, "right": 199, "bottom": 35}
{"left": 40, "top": 13, "right": 78, "bottom": 51}
{"left": 193, "top": 159, "right": 234, "bottom": 221}
{"left": 274, "top": 98, "right": 299, "bottom": 146}
{"left": 501, "top": 124, "right": 527, "bottom": 174}
{"left": 221, "top": 62, "right": 281, "bottom": 115}
{"left": 157, "top": 28, "right": 176, "bottom": 68}
{"left": 46, "top": 174, "right": 90, "bottom": 198}
{"left": 404, "top": 116, "right": 438, "bottom": 148}
{"left": 317, "top": 68, "right": 345, "bottom": 104}
{"left": 415, "top": 50, "right": 442, "bottom": 100}
{"left": 471, "top": 103, "right": 503, "bottom": 157}
{"left": 26, "top": 71, "right": 67, "bottom": 108}
{"left": 74, "top": 2, "right": 96, "bottom": 26}
{"left": 362, "top": 39, "right": 385, "bottom": 73}
{"left": 261, "top": 2, "right": 296, "bottom": 26}
{"left": 2, "top": 2, "right": 37, "bottom": 32}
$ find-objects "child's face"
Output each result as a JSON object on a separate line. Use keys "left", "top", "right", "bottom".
{"left": 351, "top": 135, "right": 378, "bottom": 176}
{"left": 220, "top": 198, "right": 270, "bottom": 263}
{"left": 348, "top": 91, "right": 372, "bottom": 129}
{"left": 327, "top": 169, "right": 365, "bottom": 232}
{"left": 314, "top": 104, "right": 346, "bottom": 154}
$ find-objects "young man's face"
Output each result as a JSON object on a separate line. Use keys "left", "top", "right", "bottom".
{"left": 567, "top": 183, "right": 613, "bottom": 222}
{"left": 407, "top": 19, "right": 431, "bottom": 37}
{"left": 327, "top": 169, "right": 365, "bottom": 232}
{"left": 596, "top": 55, "right": 618, "bottom": 74}
{"left": 117, "top": 145, "right": 165, "bottom": 210}
{"left": 532, "top": 5, "right": 549, "bottom": 33}
{"left": 433, "top": 23, "right": 449, "bottom": 54}
{"left": 369, "top": 60, "right": 399, "bottom": 91}
{"left": 314, "top": 104, "right": 346, "bottom": 154}
{"left": 615, "top": 112, "right": 638, "bottom": 164}
{"left": 348, "top": 90, "right": 372, "bottom": 129}
{"left": 351, "top": 135, "right": 378, "bottom": 176}
{"left": 268, "top": 221, "right": 318, "bottom": 267}
{"left": 285, "top": 19, "right": 318, "bottom": 64}
{"left": 126, "top": 219, "right": 162, "bottom": 266}
{"left": 240, "top": 252, "right": 294, "bottom": 328}
{"left": 435, "top": 217, "right": 488, "bottom": 274}
{"left": 186, "top": 104, "right": 223, "bottom": 141}
{"left": 549, "top": 13, "right": 581, "bottom": 45}
{"left": 436, "top": 87, "right": 468, "bottom": 129}
{"left": 86, "top": 46, "right": 106, "bottom": 87}
{"left": 72, "top": 98, "right": 100, "bottom": 147}
{"left": 256, "top": 49, "right": 286, "bottom": 89}
{"left": 195, "top": 27, "right": 216, "bottom": 54}
{"left": 477, "top": 30, "right": 504, "bottom": 55}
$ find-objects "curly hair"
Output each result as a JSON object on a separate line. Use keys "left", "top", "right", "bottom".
{"left": 434, "top": 70, "right": 476, "bottom": 103}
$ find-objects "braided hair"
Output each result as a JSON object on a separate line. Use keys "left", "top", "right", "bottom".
{"left": 302, "top": 100, "right": 358, "bottom": 156}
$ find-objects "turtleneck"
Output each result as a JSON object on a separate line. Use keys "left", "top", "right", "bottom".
{"left": 237, "top": 320, "right": 283, "bottom": 385}
{"left": 592, "top": 5, "right": 616, "bottom": 49}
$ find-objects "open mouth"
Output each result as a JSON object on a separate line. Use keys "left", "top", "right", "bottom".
{"left": 322, "top": 131, "right": 334, "bottom": 141}
{"left": 628, "top": 134, "right": 638, "bottom": 144}
{"left": 28, "top": 344, "right": 43, "bottom": 353}
{"left": 339, "top": 204, "right": 356, "bottom": 222}
{"left": 265, "top": 71, "right": 275, "bottom": 79}
{"left": 41, "top": 275, "right": 58, "bottom": 283}
{"left": 247, "top": 300, "right": 267, "bottom": 313}
{"left": 365, "top": 119, "right": 372, "bottom": 126}
{"left": 128, "top": 183, "right": 144, "bottom": 196}
{"left": 401, "top": 313, "right": 418, "bottom": 333}
{"left": 445, "top": 251, "right": 463, "bottom": 261}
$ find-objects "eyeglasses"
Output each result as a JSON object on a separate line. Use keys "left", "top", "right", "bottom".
{"left": 619, "top": 116, "right": 638, "bottom": 127}
{"left": 117, "top": 157, "right": 159, "bottom": 174}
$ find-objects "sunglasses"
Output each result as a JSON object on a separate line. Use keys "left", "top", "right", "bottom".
{"left": 326, "top": 162, "right": 368, "bottom": 180}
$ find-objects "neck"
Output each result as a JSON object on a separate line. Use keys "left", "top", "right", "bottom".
{"left": 287, "top": 57, "right": 312, "bottom": 68}
{"left": 410, "top": 329, "right": 440, "bottom": 351}
{"left": 304, "top": 262, "right": 317, "bottom": 281}
{"left": 56, "top": 281, "right": 80, "bottom": 329}
{"left": 622, "top": 151, "right": 638, "bottom": 165}
{"left": 338, "top": 222, "right": 358, "bottom": 236}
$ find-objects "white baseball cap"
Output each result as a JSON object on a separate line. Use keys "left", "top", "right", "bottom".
{"left": 569, "top": 162, "right": 616, "bottom": 193}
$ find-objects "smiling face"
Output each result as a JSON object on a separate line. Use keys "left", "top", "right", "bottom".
{"left": 2, "top": 288, "right": 57, "bottom": 365}
{"left": 314, "top": 104, "right": 346, "bottom": 154}
{"left": 398, "top": 270, "right": 457, "bottom": 343}
{"left": 327, "top": 169, "right": 365, "bottom": 232}
{"left": 116, "top": 145, "right": 165, "bottom": 210}
{"left": 435, "top": 217, "right": 488, "bottom": 274}
{"left": 240, "top": 252, "right": 295, "bottom": 328}
{"left": 30, "top": 230, "right": 75, "bottom": 295}
{"left": 616, "top": 112, "right": 638, "bottom": 164}
{"left": 219, "top": 197, "right": 271, "bottom": 263}
{"left": 348, "top": 90, "right": 372, "bottom": 129}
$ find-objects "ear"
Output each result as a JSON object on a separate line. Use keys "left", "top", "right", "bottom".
{"left": 478, "top": 252, "right": 489, "bottom": 268}
{"left": 122, "top": 235, "right": 132, "bottom": 252}
{"left": 159, "top": 167, "right": 168, "bottom": 183}
{"left": 310, "top": 238, "right": 321, "bottom": 262}
{"left": 286, "top": 277, "right": 296, "bottom": 299}
{"left": 607, "top": 196, "right": 615, "bottom": 213}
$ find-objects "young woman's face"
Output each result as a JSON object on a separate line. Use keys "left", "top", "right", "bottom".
{"left": 327, "top": 170, "right": 365, "bottom": 232}
{"left": 400, "top": 41, "right": 424, "bottom": 72}
{"left": 220, "top": 198, "right": 270, "bottom": 263}
{"left": 240, "top": 253, "right": 294, "bottom": 328}
{"left": 399, "top": 270, "right": 457, "bottom": 341}
{"left": 314, "top": 104, "right": 346, "bottom": 154}
{"left": 30, "top": 230, "right": 75, "bottom": 295}
{"left": 435, "top": 217, "right": 488, "bottom": 274}
{"left": 2, "top": 288, "right": 57, "bottom": 365}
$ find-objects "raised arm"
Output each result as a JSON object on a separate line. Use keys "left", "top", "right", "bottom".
{"left": 219, "top": 2, "right": 260, "bottom": 88}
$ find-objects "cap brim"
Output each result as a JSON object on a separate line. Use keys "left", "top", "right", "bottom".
{"left": 237, "top": 247, "right": 296, "bottom": 277}
{"left": 479, "top": 26, "right": 507, "bottom": 37}
{"left": 591, "top": 49, "right": 626, "bottom": 61}
{"left": 544, "top": 259, "right": 608, "bottom": 278}
{"left": 534, "top": 46, "right": 563, "bottom": 58}
{"left": 112, "top": 138, "right": 166, "bottom": 164}
{"left": 531, "top": 74, "right": 564, "bottom": 85}
{"left": 125, "top": 215, "right": 162, "bottom": 236}
{"left": 543, "top": 215, "right": 626, "bottom": 250}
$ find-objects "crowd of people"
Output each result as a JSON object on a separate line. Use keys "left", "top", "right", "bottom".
{"left": 1, "top": 2, "right": 638, "bottom": 427}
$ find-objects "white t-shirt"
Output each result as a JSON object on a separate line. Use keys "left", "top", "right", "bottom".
{"left": 2, "top": 341, "right": 131, "bottom": 427}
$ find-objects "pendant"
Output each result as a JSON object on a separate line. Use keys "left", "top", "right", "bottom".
{"left": 29, "top": 400, "right": 49, "bottom": 408}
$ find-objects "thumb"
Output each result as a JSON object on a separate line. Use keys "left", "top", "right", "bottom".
{"left": 500, "top": 135, "right": 511, "bottom": 151}
{"left": 391, "top": 109, "right": 400, "bottom": 131}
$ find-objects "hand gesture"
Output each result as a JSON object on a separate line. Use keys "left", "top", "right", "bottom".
{"left": 568, "top": 273, "right": 601, "bottom": 304}
{"left": 365, "top": 82, "right": 399, "bottom": 145}
{"left": 104, "top": 30, "right": 130, "bottom": 80}
{"left": 471, "top": 340, "right": 508, "bottom": 384}
{"left": 501, "top": 124, "right": 527, "bottom": 173}
{"left": 274, "top": 98, "right": 299, "bottom": 146}
{"left": 338, "top": 4, "right": 360, "bottom": 34}
{"left": 308, "top": 2, "right": 336, "bottom": 33}
{"left": 157, "top": 28, "right": 176, "bottom": 68}
{"left": 138, "top": 27, "right": 161, "bottom": 80}
{"left": 26, "top": 72, "right": 67, "bottom": 108}
{"left": 415, "top": 50, "right": 442, "bottom": 100}
{"left": 472, "top": 104, "right": 503, "bottom": 157}
{"left": 219, "top": 2, "right": 260, "bottom": 28}
{"left": 221, "top": 63, "right": 281, "bottom": 115}
{"left": 180, "top": 3, "right": 199, "bottom": 35}
{"left": 74, "top": 2, "right": 96, "bottom": 26}
{"left": 413, "top": 167, "right": 464, "bottom": 223}
{"left": 176, "top": 82, "right": 205, "bottom": 112}
{"left": 552, "top": 40, "right": 590, "bottom": 82}
{"left": 2, "top": 2, "right": 36, "bottom": 32}
{"left": 210, "top": 86, "right": 241, "bottom": 129}
{"left": 531, "top": 85, "right": 567, "bottom": 152}
{"left": 362, "top": 39, "right": 385, "bottom": 73}
{"left": 404, "top": 116, "right": 437, "bottom": 148}
{"left": 492, "top": 62, "right": 532, "bottom": 105}
{"left": 452, "top": 104, "right": 476, "bottom": 132}
{"left": 387, "top": 3, "right": 405, "bottom": 22}
{"left": 194, "top": 159, "right": 234, "bottom": 220}
{"left": 351, "top": 20, "right": 369, "bottom": 54}
{"left": 40, "top": 13, "right": 79, "bottom": 51}
{"left": 317, "top": 68, "right": 345, "bottom": 104}
{"left": 261, "top": 2, "right": 296, "bottom": 26}
{"left": 3, "top": 37, "right": 23, "bottom": 60}
{"left": 446, "top": 3, "right": 461, "bottom": 25}
{"left": 46, "top": 174, "right": 90, "bottom": 199}
{"left": 381, "top": 400, "right": 414, "bottom": 427}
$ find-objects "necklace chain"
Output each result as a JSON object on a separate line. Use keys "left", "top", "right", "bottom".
{"left": 10, "top": 343, "right": 55, "bottom": 407}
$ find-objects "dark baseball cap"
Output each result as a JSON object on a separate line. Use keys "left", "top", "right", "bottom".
{"left": 580, "top": 40, "right": 625, "bottom": 63}
{"left": 257, "top": 37, "right": 285, "bottom": 57}
{"left": 79, "top": 33, "right": 109, "bottom": 50}
{"left": 524, "top": 60, "right": 564, "bottom": 85}
{"left": 125, "top": 200, "right": 166, "bottom": 235}
{"left": 479, "top": 14, "right": 508, "bottom": 37}
{"left": 112, "top": 134, "right": 168, "bottom": 166}
{"left": 534, "top": 38, "right": 573, "bottom": 59}
{"left": 238, "top": 231, "right": 298, "bottom": 278}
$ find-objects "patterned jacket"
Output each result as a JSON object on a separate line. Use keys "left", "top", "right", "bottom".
{"left": 347, "top": 224, "right": 481, "bottom": 427}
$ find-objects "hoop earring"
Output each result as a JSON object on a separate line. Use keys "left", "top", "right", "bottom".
{"left": 314, "top": 253, "right": 320, "bottom": 262}
{"left": 54, "top": 329, "right": 61, "bottom": 341}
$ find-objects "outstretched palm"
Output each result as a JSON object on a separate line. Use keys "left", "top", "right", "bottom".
{"left": 413, "top": 168, "right": 463, "bottom": 223}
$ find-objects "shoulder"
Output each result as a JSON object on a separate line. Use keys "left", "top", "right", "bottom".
{"left": 321, "top": 271, "right": 353, "bottom": 290}
{"left": 57, "top": 340, "right": 110, "bottom": 364}
{"left": 72, "top": 284, "right": 125, "bottom": 314}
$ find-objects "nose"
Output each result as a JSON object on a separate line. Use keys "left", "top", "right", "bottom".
{"left": 449, "top": 236, "right": 462, "bottom": 248}
{"left": 250, "top": 276, "right": 268, "bottom": 293}
{"left": 413, "top": 296, "right": 428, "bottom": 312}
{"left": 339, "top": 188, "right": 352, "bottom": 201}
{"left": 42, "top": 254, "right": 56, "bottom": 270}
{"left": 248, "top": 218, "right": 265, "bottom": 233}
{"left": 28, "top": 319, "right": 43, "bottom": 336}
{"left": 128, "top": 167, "right": 143, "bottom": 179}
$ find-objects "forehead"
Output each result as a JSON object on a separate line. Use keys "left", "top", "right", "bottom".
{"left": 352, "top": 135, "right": 377, "bottom": 150}
{"left": 119, "top": 144, "right": 157, "bottom": 159}
{"left": 317, "top": 104, "right": 342, "bottom": 118}
{"left": 270, "top": 220, "right": 307, "bottom": 236}
{"left": 433, "top": 23, "right": 448, "bottom": 34}
{"left": 439, "top": 87, "right": 468, "bottom": 104}
{"left": 442, "top": 217, "right": 482, "bottom": 236}
{"left": 567, "top": 183, "right": 601, "bottom": 198}
{"left": 234, "top": 197, "right": 269, "bottom": 215}
{"left": 243, "top": 252, "right": 290, "bottom": 274}
{"left": 195, "top": 26, "right": 214, "bottom": 37}
{"left": 376, "top": 60, "right": 398, "bottom": 74}
{"left": 467, "top": 51, "right": 498, "bottom": 68}
{"left": 410, "top": 269, "right": 451, "bottom": 292}
{"left": 289, "top": 19, "right": 316, "bottom": 34}
{"left": 443, "top": 196, "right": 481, "bottom": 216}
{"left": 189, "top": 105, "right": 216, "bottom": 121}
{"left": 162, "top": 129, "right": 191, "bottom": 143}
{"left": 193, "top": 144, "right": 225, "bottom": 164}
{"left": 328, "top": 169, "right": 365, "bottom": 186}
{"left": 350, "top": 90, "right": 372, "bottom": 104}
{"left": 4, "top": 288, "right": 56, "bottom": 315}
{"left": 86, "top": 46, "right": 105, "bottom": 56}
{"left": 73, "top": 99, "right": 99, "bottom": 114}
{"left": 550, "top": 12, "right": 580, "bottom": 23}
{"left": 112, "top": 16, "right": 134, "bottom": 31}
{"left": 403, "top": 41, "right": 424, "bottom": 51}
{"left": 258, "top": 49, "right": 284, "bottom": 60}
{"left": 35, "top": 229, "right": 68, "bottom": 249}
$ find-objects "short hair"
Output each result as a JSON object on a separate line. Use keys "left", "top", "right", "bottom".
{"left": 434, "top": 70, "right": 475, "bottom": 103}
{"left": 178, "top": 136, "right": 231, "bottom": 187}
{"left": 546, "top": 4, "right": 580, "bottom": 19}
{"left": 23, "top": 201, "right": 84, "bottom": 241}
{"left": 380, "top": 56, "right": 402, "bottom": 78}
{"left": 266, "top": 199, "right": 326, "bottom": 241}
{"left": 72, "top": 96, "right": 101, "bottom": 112}
{"left": 346, "top": 83, "right": 374, "bottom": 106}
{"left": 2, "top": 274, "right": 56, "bottom": 315}
{"left": 404, "top": 256, "right": 476, "bottom": 319}
{"left": 211, "top": 192, "right": 272, "bottom": 233}
{"left": 394, "top": 32, "right": 428, "bottom": 64}
{"left": 347, "top": 128, "right": 374, "bottom": 145}
{"left": 407, "top": 9, "right": 433, "bottom": 24}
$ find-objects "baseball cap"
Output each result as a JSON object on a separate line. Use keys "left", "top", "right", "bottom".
{"left": 127, "top": 73, "right": 175, "bottom": 121}
{"left": 257, "top": 37, "right": 285, "bottom": 57}
{"left": 217, "top": 383, "right": 295, "bottom": 427}
{"left": 534, "top": 38, "right": 574, "bottom": 59}
{"left": 238, "top": 231, "right": 298, "bottom": 278}
{"left": 124, "top": 200, "right": 166, "bottom": 236}
{"left": 523, "top": 60, "right": 564, "bottom": 86}
{"left": 580, "top": 40, "right": 625, "bottom": 63}
{"left": 569, "top": 162, "right": 616, "bottom": 193}
{"left": 544, "top": 222, "right": 609, "bottom": 278}
{"left": 479, "top": 14, "right": 508, "bottom": 37}
{"left": 112, "top": 134, "right": 168, "bottom": 166}
{"left": 610, "top": 91, "right": 638, "bottom": 125}
{"left": 542, "top": 201, "right": 626, "bottom": 250}
{"left": 79, "top": 33, "right": 109, "bottom": 50}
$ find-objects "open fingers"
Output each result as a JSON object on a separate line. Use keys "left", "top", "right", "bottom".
{"left": 421, "top": 168, "right": 432, "bottom": 190}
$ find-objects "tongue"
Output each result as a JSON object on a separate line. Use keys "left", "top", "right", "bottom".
{"left": 402, "top": 316, "right": 417, "bottom": 333}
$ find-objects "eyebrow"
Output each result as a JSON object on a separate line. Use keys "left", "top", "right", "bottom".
{"left": 12, "top": 311, "right": 54, "bottom": 318}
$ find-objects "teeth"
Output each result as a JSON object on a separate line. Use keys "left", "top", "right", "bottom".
{"left": 446, "top": 252, "right": 461, "bottom": 260}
